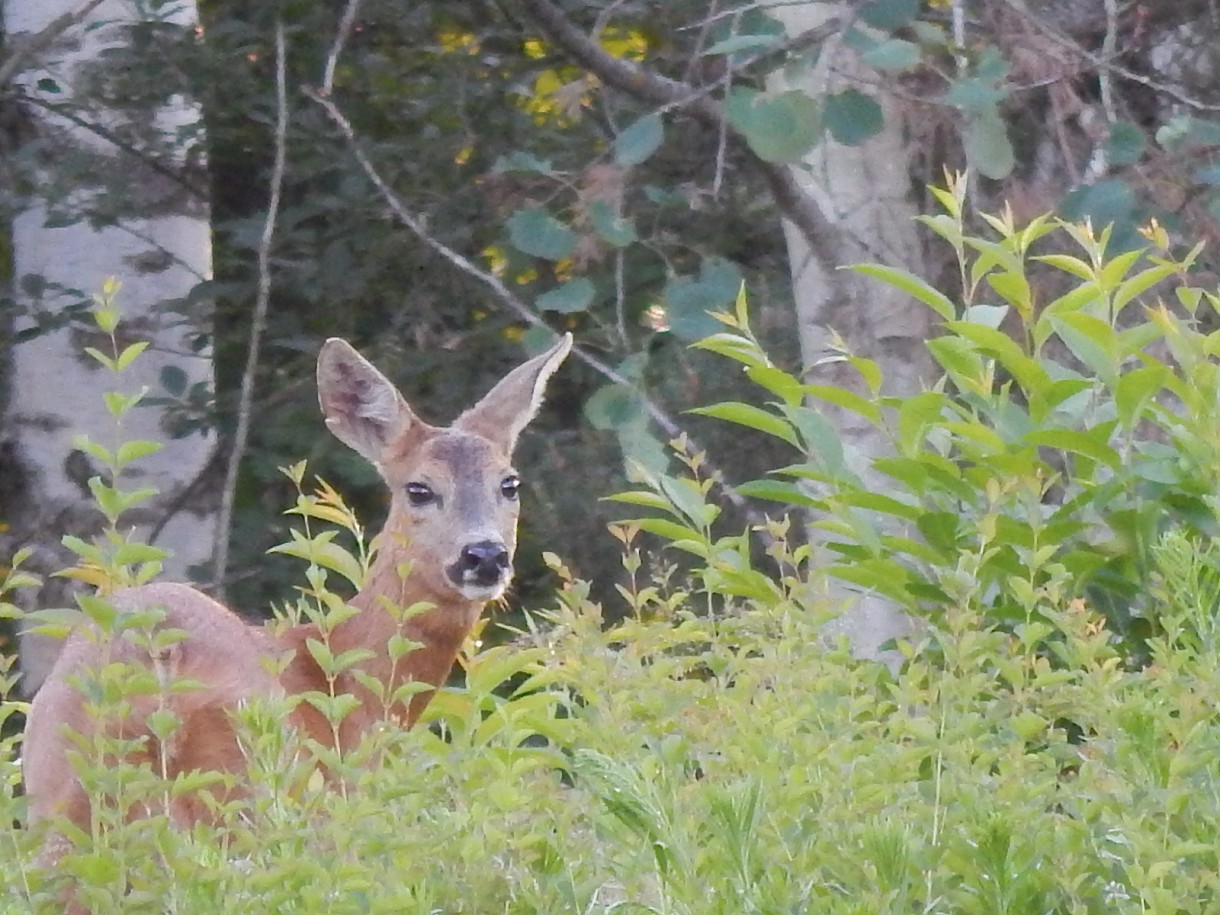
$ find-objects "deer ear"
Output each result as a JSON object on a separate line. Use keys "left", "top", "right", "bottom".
{"left": 317, "top": 338, "right": 415, "bottom": 463}
{"left": 456, "top": 333, "right": 572, "bottom": 452}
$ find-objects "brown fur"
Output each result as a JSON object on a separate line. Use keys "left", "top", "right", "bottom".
{"left": 23, "top": 334, "right": 571, "bottom": 851}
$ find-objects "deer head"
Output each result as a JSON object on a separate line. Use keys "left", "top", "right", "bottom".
{"left": 316, "top": 333, "right": 572, "bottom": 603}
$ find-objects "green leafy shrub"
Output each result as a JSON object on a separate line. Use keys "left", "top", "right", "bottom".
{"left": 6, "top": 239, "right": 1220, "bottom": 912}
{"left": 668, "top": 173, "right": 1220, "bottom": 659}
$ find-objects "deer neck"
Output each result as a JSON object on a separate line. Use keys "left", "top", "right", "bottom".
{"left": 320, "top": 523, "right": 484, "bottom": 738}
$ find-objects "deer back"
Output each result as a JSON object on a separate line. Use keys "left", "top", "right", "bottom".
{"left": 23, "top": 332, "right": 572, "bottom": 839}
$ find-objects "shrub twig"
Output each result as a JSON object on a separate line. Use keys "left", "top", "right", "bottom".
{"left": 214, "top": 20, "right": 288, "bottom": 597}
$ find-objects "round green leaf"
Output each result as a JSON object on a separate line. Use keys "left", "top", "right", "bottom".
{"left": 537, "top": 277, "right": 594, "bottom": 314}
{"left": 614, "top": 114, "right": 664, "bottom": 167}
{"left": 589, "top": 200, "right": 638, "bottom": 247}
{"left": 825, "top": 89, "right": 884, "bottom": 146}
{"left": 507, "top": 207, "right": 577, "bottom": 261}
{"left": 964, "top": 109, "right": 1015, "bottom": 179}
{"left": 160, "top": 364, "right": 187, "bottom": 396}
{"left": 663, "top": 257, "right": 743, "bottom": 341}
{"left": 584, "top": 383, "right": 645, "bottom": 430}
{"left": 1060, "top": 179, "right": 1136, "bottom": 229}
{"left": 726, "top": 88, "right": 821, "bottom": 163}
{"left": 862, "top": 38, "right": 922, "bottom": 73}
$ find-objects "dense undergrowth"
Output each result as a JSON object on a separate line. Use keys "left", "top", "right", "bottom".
{"left": 4, "top": 186, "right": 1220, "bottom": 912}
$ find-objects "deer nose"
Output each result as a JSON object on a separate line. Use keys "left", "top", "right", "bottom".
{"left": 455, "top": 540, "right": 510, "bottom": 587}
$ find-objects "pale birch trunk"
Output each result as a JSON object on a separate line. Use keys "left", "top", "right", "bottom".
{"left": 1, "top": 0, "right": 216, "bottom": 693}
{"left": 768, "top": 1, "right": 934, "bottom": 660}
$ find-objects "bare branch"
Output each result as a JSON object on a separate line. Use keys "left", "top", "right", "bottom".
{"left": 14, "top": 94, "right": 207, "bottom": 199}
{"left": 305, "top": 85, "right": 764, "bottom": 522}
{"left": 0, "top": 0, "right": 108, "bottom": 87}
{"left": 996, "top": 0, "right": 1220, "bottom": 113}
{"left": 214, "top": 20, "right": 289, "bottom": 597}
{"left": 322, "top": 0, "right": 364, "bottom": 96}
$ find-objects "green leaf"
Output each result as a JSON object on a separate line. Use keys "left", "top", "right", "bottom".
{"left": 1113, "top": 262, "right": 1176, "bottom": 316}
{"left": 659, "top": 475, "right": 718, "bottom": 527}
{"left": 689, "top": 402, "right": 799, "bottom": 447}
{"left": 537, "top": 278, "right": 594, "bottom": 314}
{"left": 735, "top": 479, "right": 821, "bottom": 509}
{"left": 897, "top": 391, "right": 947, "bottom": 456}
{"left": 842, "top": 490, "right": 923, "bottom": 522}
{"left": 114, "top": 341, "right": 149, "bottom": 371}
{"left": 507, "top": 207, "right": 577, "bottom": 261}
{"left": 112, "top": 542, "right": 168, "bottom": 566}
{"left": 824, "top": 89, "right": 884, "bottom": 146}
{"left": 584, "top": 383, "right": 645, "bottom": 430}
{"left": 987, "top": 270, "right": 1031, "bottom": 313}
{"left": 1025, "top": 427, "right": 1120, "bottom": 470}
{"left": 160, "top": 364, "right": 188, "bottom": 396}
{"left": 745, "top": 365, "right": 804, "bottom": 407}
{"left": 859, "top": 0, "right": 919, "bottom": 29}
{"left": 615, "top": 114, "right": 664, "bottom": 166}
{"left": 702, "top": 33, "right": 780, "bottom": 56}
{"left": 22, "top": 606, "right": 83, "bottom": 639}
{"left": 1050, "top": 311, "right": 1117, "bottom": 380}
{"left": 831, "top": 558, "right": 910, "bottom": 602}
{"left": 619, "top": 424, "right": 671, "bottom": 476}
{"left": 116, "top": 440, "right": 162, "bottom": 465}
{"left": 962, "top": 303, "right": 1009, "bottom": 328}
{"left": 74, "top": 435, "right": 114, "bottom": 467}
{"left": 1060, "top": 180, "right": 1136, "bottom": 236}
{"left": 84, "top": 346, "right": 115, "bottom": 370}
{"left": 802, "top": 384, "right": 883, "bottom": 424}
{"left": 1105, "top": 121, "right": 1147, "bottom": 166}
{"left": 862, "top": 38, "right": 922, "bottom": 72}
{"left": 851, "top": 263, "right": 955, "bottom": 320}
{"left": 945, "top": 78, "right": 1006, "bottom": 114}
{"left": 917, "top": 511, "right": 961, "bottom": 555}
{"left": 588, "top": 200, "right": 638, "bottom": 247}
{"left": 784, "top": 406, "right": 846, "bottom": 475}
{"left": 928, "top": 336, "right": 985, "bottom": 391}
{"left": 726, "top": 87, "right": 821, "bottom": 163}
{"left": 692, "top": 333, "right": 769, "bottom": 369}
{"left": 664, "top": 258, "right": 742, "bottom": 341}
{"left": 628, "top": 517, "right": 705, "bottom": 550}
{"left": 492, "top": 151, "right": 555, "bottom": 175}
{"left": 269, "top": 534, "right": 365, "bottom": 589}
{"left": 1115, "top": 365, "right": 1168, "bottom": 429}
{"left": 946, "top": 321, "right": 1050, "bottom": 397}
{"left": 1035, "top": 254, "right": 1095, "bottom": 282}
{"left": 603, "top": 490, "right": 681, "bottom": 516}
{"left": 964, "top": 108, "right": 1015, "bottom": 179}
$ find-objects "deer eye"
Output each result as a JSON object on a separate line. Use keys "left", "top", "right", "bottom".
{"left": 405, "top": 482, "right": 435, "bottom": 507}
{"left": 500, "top": 475, "right": 521, "bottom": 500}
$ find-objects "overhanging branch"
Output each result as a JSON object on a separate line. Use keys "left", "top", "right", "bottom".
{"left": 514, "top": 0, "right": 841, "bottom": 249}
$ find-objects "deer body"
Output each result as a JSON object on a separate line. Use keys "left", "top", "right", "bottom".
{"left": 23, "top": 334, "right": 571, "bottom": 839}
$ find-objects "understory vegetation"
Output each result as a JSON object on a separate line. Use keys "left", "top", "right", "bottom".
{"left": 4, "top": 196, "right": 1220, "bottom": 912}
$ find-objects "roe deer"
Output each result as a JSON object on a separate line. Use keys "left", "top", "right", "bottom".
{"left": 23, "top": 332, "right": 571, "bottom": 844}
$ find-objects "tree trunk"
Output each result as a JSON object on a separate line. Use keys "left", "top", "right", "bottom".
{"left": 1, "top": 0, "right": 216, "bottom": 693}
{"left": 768, "top": 1, "right": 934, "bottom": 661}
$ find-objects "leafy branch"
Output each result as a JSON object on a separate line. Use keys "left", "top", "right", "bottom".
{"left": 305, "top": 83, "right": 762, "bottom": 523}
{"left": 513, "top": 0, "right": 841, "bottom": 251}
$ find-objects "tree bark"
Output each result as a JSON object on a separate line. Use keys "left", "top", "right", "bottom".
{"left": 767, "top": 1, "right": 934, "bottom": 661}
{"left": 1, "top": 0, "right": 216, "bottom": 693}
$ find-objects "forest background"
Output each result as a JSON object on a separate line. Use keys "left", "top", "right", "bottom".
{"left": 3, "top": 0, "right": 1220, "bottom": 681}
{"left": 5, "top": 2, "right": 1220, "bottom": 910}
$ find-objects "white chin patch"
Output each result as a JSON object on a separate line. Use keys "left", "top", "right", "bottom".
{"left": 460, "top": 582, "right": 507, "bottom": 602}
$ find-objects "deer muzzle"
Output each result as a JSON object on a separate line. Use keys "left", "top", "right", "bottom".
{"left": 449, "top": 539, "right": 511, "bottom": 594}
